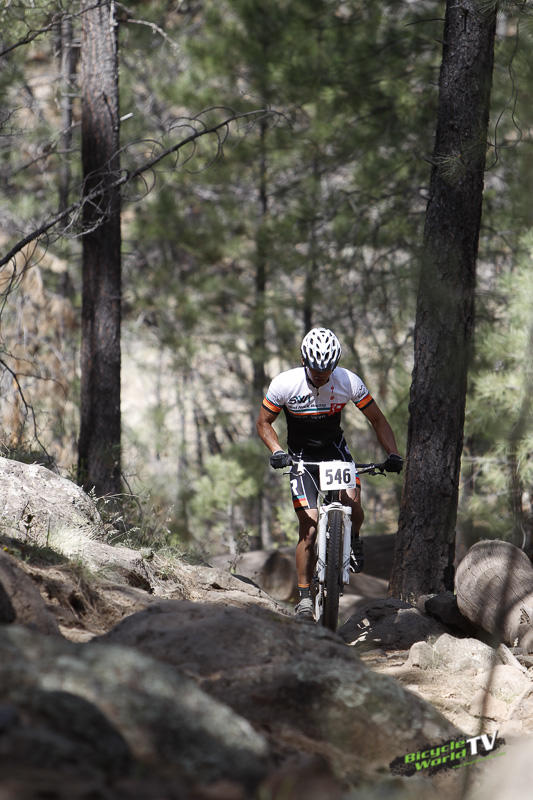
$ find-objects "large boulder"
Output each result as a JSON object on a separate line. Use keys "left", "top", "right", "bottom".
{"left": 338, "top": 598, "right": 450, "bottom": 649}
{"left": 0, "top": 456, "right": 174, "bottom": 595}
{"left": 455, "top": 539, "right": 533, "bottom": 651}
{"left": 98, "top": 598, "right": 462, "bottom": 786}
{"left": 0, "top": 456, "right": 104, "bottom": 544}
{"left": 0, "top": 624, "right": 268, "bottom": 795}
{"left": 0, "top": 458, "right": 286, "bottom": 618}
{"left": 405, "top": 634, "right": 504, "bottom": 673}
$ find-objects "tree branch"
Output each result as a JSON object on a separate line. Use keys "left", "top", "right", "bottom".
{"left": 0, "top": 4, "right": 100, "bottom": 58}
{"left": 0, "top": 357, "right": 49, "bottom": 457}
{"left": 0, "top": 107, "right": 277, "bottom": 272}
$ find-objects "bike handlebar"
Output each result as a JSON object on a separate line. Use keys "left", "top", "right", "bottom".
{"left": 287, "top": 457, "right": 389, "bottom": 475}
{"left": 353, "top": 462, "right": 388, "bottom": 475}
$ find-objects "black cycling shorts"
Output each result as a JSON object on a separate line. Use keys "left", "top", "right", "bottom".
{"left": 288, "top": 438, "right": 360, "bottom": 511}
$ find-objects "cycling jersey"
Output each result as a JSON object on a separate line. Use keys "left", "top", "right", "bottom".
{"left": 262, "top": 366, "right": 374, "bottom": 452}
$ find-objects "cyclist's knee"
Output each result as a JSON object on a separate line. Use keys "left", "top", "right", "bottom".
{"left": 299, "top": 526, "right": 316, "bottom": 545}
{"left": 342, "top": 491, "right": 364, "bottom": 530}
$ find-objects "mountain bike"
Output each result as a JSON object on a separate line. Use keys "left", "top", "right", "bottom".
{"left": 290, "top": 457, "right": 389, "bottom": 632}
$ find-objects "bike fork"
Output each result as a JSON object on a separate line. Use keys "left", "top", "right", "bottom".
{"left": 313, "top": 502, "right": 352, "bottom": 622}
{"left": 341, "top": 505, "right": 352, "bottom": 584}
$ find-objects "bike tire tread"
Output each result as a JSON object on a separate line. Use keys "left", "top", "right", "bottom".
{"left": 323, "top": 509, "right": 343, "bottom": 631}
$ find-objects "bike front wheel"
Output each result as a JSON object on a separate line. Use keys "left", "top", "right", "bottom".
{"left": 323, "top": 508, "right": 343, "bottom": 631}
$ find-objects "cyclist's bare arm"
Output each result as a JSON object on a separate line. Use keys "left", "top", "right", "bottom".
{"left": 361, "top": 401, "right": 400, "bottom": 455}
{"left": 256, "top": 406, "right": 283, "bottom": 454}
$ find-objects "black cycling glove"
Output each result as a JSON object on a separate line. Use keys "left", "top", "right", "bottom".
{"left": 383, "top": 453, "right": 403, "bottom": 473}
{"left": 270, "top": 450, "right": 292, "bottom": 469}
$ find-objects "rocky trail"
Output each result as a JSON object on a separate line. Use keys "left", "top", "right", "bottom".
{"left": 0, "top": 456, "right": 532, "bottom": 799}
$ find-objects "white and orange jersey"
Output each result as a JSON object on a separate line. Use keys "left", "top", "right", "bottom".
{"left": 262, "top": 366, "right": 374, "bottom": 451}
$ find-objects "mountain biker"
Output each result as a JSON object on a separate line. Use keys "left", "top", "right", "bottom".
{"left": 256, "top": 327, "right": 403, "bottom": 618}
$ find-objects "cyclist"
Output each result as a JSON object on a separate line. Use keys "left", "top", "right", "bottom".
{"left": 256, "top": 327, "right": 403, "bottom": 618}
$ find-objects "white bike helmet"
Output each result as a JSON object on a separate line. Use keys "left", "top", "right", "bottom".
{"left": 301, "top": 327, "right": 342, "bottom": 372}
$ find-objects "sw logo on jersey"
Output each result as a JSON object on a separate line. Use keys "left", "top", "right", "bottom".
{"left": 288, "top": 393, "right": 314, "bottom": 406}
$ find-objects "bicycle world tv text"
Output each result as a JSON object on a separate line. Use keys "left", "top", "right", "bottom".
{"left": 389, "top": 732, "right": 506, "bottom": 776}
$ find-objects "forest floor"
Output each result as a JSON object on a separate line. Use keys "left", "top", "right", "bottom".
{"left": 360, "top": 648, "right": 493, "bottom": 736}
{"left": 343, "top": 611, "right": 533, "bottom": 741}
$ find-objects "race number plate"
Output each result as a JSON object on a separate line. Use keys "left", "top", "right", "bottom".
{"left": 319, "top": 461, "right": 357, "bottom": 491}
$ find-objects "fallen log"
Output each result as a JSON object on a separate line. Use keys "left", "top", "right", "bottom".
{"left": 455, "top": 539, "right": 533, "bottom": 652}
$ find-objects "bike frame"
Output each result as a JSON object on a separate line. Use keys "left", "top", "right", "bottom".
{"left": 291, "top": 457, "right": 387, "bottom": 631}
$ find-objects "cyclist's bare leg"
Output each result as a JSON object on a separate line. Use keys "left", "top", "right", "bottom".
{"left": 295, "top": 507, "right": 318, "bottom": 586}
{"left": 340, "top": 485, "right": 364, "bottom": 538}
{"left": 341, "top": 486, "right": 365, "bottom": 572}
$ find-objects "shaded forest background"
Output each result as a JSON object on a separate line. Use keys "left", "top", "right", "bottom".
{"left": 1, "top": 0, "right": 533, "bottom": 564}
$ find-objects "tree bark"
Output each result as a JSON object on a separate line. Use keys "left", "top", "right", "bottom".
{"left": 58, "top": 13, "right": 76, "bottom": 218}
{"left": 253, "top": 115, "right": 273, "bottom": 550}
{"left": 77, "top": 0, "right": 122, "bottom": 497}
{"left": 389, "top": 0, "right": 496, "bottom": 601}
{"left": 251, "top": 116, "right": 268, "bottom": 416}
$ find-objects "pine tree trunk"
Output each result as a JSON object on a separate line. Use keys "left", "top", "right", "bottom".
{"left": 77, "top": 0, "right": 122, "bottom": 497}
{"left": 58, "top": 13, "right": 76, "bottom": 217}
{"left": 254, "top": 116, "right": 270, "bottom": 549}
{"left": 252, "top": 116, "right": 268, "bottom": 412}
{"left": 389, "top": 0, "right": 496, "bottom": 601}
